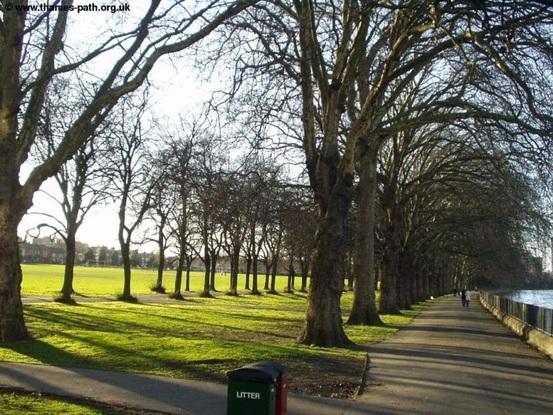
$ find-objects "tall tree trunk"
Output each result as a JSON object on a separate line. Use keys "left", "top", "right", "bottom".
{"left": 380, "top": 220, "right": 401, "bottom": 314}
{"left": 411, "top": 265, "right": 419, "bottom": 303}
{"left": 245, "top": 255, "right": 251, "bottom": 290}
{"left": 269, "top": 260, "right": 278, "bottom": 294}
{"left": 154, "top": 220, "right": 165, "bottom": 293}
{"left": 60, "top": 224, "right": 77, "bottom": 302}
{"left": 120, "top": 243, "right": 133, "bottom": 300}
{"left": 0, "top": 7, "right": 30, "bottom": 343}
{"left": 155, "top": 250, "right": 165, "bottom": 293}
{"left": 264, "top": 259, "right": 270, "bottom": 290}
{"left": 251, "top": 254, "right": 260, "bottom": 295}
{"left": 118, "top": 190, "right": 134, "bottom": 301}
{"left": 210, "top": 253, "right": 217, "bottom": 291}
{"left": 347, "top": 147, "right": 382, "bottom": 325}
{"left": 173, "top": 250, "right": 185, "bottom": 299}
{"left": 298, "top": 179, "right": 352, "bottom": 346}
{"left": 396, "top": 253, "right": 413, "bottom": 309}
{"left": 299, "top": 257, "right": 309, "bottom": 292}
{"left": 0, "top": 203, "right": 29, "bottom": 342}
{"left": 200, "top": 243, "right": 211, "bottom": 297}
{"left": 423, "top": 269, "right": 431, "bottom": 299}
{"left": 185, "top": 255, "right": 192, "bottom": 292}
{"left": 227, "top": 246, "right": 239, "bottom": 296}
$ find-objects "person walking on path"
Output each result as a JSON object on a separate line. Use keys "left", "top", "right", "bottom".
{"left": 461, "top": 288, "right": 467, "bottom": 307}
{"left": 465, "top": 289, "right": 471, "bottom": 307}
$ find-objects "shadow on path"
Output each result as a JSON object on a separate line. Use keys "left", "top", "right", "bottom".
{"left": 357, "top": 297, "right": 553, "bottom": 415}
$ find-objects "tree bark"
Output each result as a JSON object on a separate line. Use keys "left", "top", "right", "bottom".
{"left": 270, "top": 230, "right": 283, "bottom": 293}
{"left": 380, "top": 219, "right": 401, "bottom": 314}
{"left": 264, "top": 259, "right": 270, "bottom": 291}
{"left": 245, "top": 255, "right": 251, "bottom": 290}
{"left": 298, "top": 176, "right": 352, "bottom": 346}
{"left": 209, "top": 253, "right": 217, "bottom": 291}
{"left": 200, "top": 244, "right": 211, "bottom": 297}
{"left": 59, "top": 227, "right": 76, "bottom": 302}
{"left": 154, "top": 217, "right": 166, "bottom": 293}
{"left": 251, "top": 254, "right": 260, "bottom": 295}
{"left": 269, "top": 260, "right": 278, "bottom": 294}
{"left": 227, "top": 246, "right": 240, "bottom": 296}
{"left": 120, "top": 242, "right": 133, "bottom": 300}
{"left": 396, "top": 253, "right": 413, "bottom": 309}
{"left": 299, "top": 257, "right": 309, "bottom": 292}
{"left": 185, "top": 255, "right": 192, "bottom": 292}
{"left": 0, "top": 203, "right": 29, "bottom": 342}
{"left": 347, "top": 147, "right": 382, "bottom": 325}
{"left": 173, "top": 250, "right": 185, "bottom": 299}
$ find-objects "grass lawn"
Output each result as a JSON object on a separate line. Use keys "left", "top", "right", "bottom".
{"left": 0, "top": 391, "right": 126, "bottom": 414}
{"left": 21, "top": 264, "right": 296, "bottom": 297}
{"left": 6, "top": 264, "right": 425, "bottom": 398}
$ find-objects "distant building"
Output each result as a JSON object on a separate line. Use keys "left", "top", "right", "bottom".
{"left": 19, "top": 237, "right": 66, "bottom": 264}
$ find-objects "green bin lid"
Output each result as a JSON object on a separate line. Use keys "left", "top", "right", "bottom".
{"left": 227, "top": 362, "right": 283, "bottom": 383}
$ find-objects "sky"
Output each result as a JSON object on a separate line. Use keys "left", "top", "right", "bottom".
{"left": 18, "top": 67, "right": 208, "bottom": 251}
{"left": 19, "top": 55, "right": 220, "bottom": 252}
{"left": 17, "top": 2, "right": 222, "bottom": 252}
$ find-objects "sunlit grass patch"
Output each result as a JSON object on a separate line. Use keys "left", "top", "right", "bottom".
{"left": 21, "top": 263, "right": 298, "bottom": 296}
{"left": 0, "top": 391, "right": 124, "bottom": 415}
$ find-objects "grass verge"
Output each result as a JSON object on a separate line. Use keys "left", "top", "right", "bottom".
{"left": 0, "top": 390, "right": 128, "bottom": 415}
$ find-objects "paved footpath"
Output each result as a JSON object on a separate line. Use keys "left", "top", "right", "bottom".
{"left": 1, "top": 296, "right": 553, "bottom": 414}
{"left": 358, "top": 296, "right": 553, "bottom": 414}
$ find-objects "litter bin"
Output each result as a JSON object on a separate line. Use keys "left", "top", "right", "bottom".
{"left": 227, "top": 361, "right": 287, "bottom": 415}
{"left": 250, "top": 361, "right": 287, "bottom": 415}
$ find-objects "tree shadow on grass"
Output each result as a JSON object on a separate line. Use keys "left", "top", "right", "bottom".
{"left": 2, "top": 329, "right": 226, "bottom": 383}
{"left": 1, "top": 339, "right": 89, "bottom": 368}
{"left": 24, "top": 304, "right": 300, "bottom": 353}
{"left": 24, "top": 307, "right": 157, "bottom": 335}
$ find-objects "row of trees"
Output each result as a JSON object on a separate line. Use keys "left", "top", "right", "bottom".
{"left": 213, "top": 0, "right": 553, "bottom": 345}
{"left": 28, "top": 91, "right": 320, "bottom": 302}
{"left": 2, "top": 1, "right": 552, "bottom": 348}
{"left": 34, "top": 98, "right": 549, "bottom": 315}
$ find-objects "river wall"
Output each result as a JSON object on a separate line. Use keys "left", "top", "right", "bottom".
{"left": 480, "top": 291, "right": 553, "bottom": 360}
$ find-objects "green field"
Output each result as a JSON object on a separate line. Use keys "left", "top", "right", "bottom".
{"left": 0, "top": 391, "right": 123, "bottom": 414}
{"left": 6, "top": 264, "right": 421, "bottom": 397}
{"left": 21, "top": 264, "right": 296, "bottom": 297}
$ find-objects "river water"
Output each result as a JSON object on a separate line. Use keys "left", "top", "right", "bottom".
{"left": 502, "top": 290, "right": 553, "bottom": 309}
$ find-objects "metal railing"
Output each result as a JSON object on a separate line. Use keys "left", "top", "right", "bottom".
{"left": 480, "top": 291, "right": 553, "bottom": 336}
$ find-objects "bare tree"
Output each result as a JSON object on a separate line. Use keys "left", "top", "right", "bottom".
{"left": 188, "top": 135, "right": 227, "bottom": 298}
{"left": 219, "top": 171, "right": 250, "bottom": 296}
{"left": 104, "top": 100, "right": 158, "bottom": 302}
{"left": 281, "top": 186, "right": 316, "bottom": 293}
{"left": 26, "top": 81, "right": 108, "bottom": 303}
{"left": 148, "top": 154, "right": 175, "bottom": 294}
{"left": 217, "top": 1, "right": 553, "bottom": 346}
{"left": 0, "top": 0, "right": 258, "bottom": 342}
{"left": 265, "top": 200, "right": 284, "bottom": 294}
{"left": 164, "top": 132, "right": 195, "bottom": 299}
